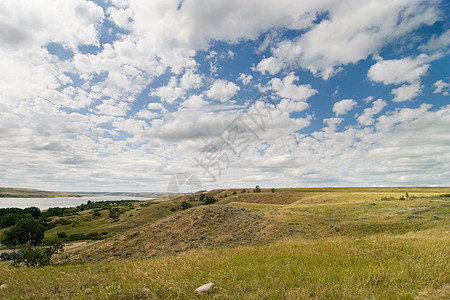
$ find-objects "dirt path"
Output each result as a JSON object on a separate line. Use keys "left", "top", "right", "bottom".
{"left": 0, "top": 241, "right": 88, "bottom": 254}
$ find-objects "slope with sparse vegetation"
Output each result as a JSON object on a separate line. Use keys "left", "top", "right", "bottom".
{"left": 0, "top": 187, "right": 448, "bottom": 299}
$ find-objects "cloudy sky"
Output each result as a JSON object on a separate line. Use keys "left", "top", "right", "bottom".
{"left": 0, "top": 0, "right": 449, "bottom": 192}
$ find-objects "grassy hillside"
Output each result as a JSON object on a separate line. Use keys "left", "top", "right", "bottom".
{"left": 0, "top": 187, "right": 448, "bottom": 299}
{"left": 0, "top": 187, "right": 78, "bottom": 198}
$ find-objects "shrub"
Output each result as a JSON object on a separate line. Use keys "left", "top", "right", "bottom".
{"left": 57, "top": 231, "right": 67, "bottom": 239}
{"left": 1, "top": 252, "right": 17, "bottom": 261}
{"left": 271, "top": 188, "right": 275, "bottom": 193}
{"left": 241, "top": 189, "right": 246, "bottom": 193}
{"left": 232, "top": 191, "right": 237, "bottom": 195}
{"left": 12, "top": 238, "right": 64, "bottom": 267}
{"left": 109, "top": 207, "right": 121, "bottom": 219}
{"left": 253, "top": 185, "right": 261, "bottom": 193}
{"left": 181, "top": 201, "right": 193, "bottom": 210}
{"left": 67, "top": 233, "right": 87, "bottom": 241}
{"left": 203, "top": 195, "right": 217, "bottom": 205}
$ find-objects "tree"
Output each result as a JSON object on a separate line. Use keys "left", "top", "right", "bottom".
{"left": 13, "top": 237, "right": 64, "bottom": 267}
{"left": 1, "top": 218, "right": 45, "bottom": 246}
{"left": 23, "top": 207, "right": 41, "bottom": 219}
{"left": 253, "top": 185, "right": 261, "bottom": 193}
{"left": 1, "top": 213, "right": 20, "bottom": 228}
{"left": 271, "top": 188, "right": 275, "bottom": 193}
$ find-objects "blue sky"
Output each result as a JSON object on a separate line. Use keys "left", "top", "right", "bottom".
{"left": 0, "top": 0, "right": 449, "bottom": 192}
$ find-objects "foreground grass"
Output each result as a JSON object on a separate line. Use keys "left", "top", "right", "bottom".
{"left": 0, "top": 228, "right": 448, "bottom": 299}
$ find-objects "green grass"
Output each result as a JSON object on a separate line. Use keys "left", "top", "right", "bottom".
{"left": 0, "top": 229, "right": 448, "bottom": 299}
{"left": 44, "top": 200, "right": 183, "bottom": 239}
{"left": 0, "top": 187, "right": 448, "bottom": 299}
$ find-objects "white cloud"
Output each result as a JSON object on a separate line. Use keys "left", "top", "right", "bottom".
{"left": 205, "top": 79, "right": 240, "bottom": 102}
{"left": 0, "top": 0, "right": 104, "bottom": 50}
{"left": 180, "top": 69, "right": 203, "bottom": 90}
{"left": 392, "top": 83, "right": 422, "bottom": 102}
{"left": 268, "top": 72, "right": 317, "bottom": 101}
{"left": 95, "top": 99, "right": 130, "bottom": 116}
{"left": 357, "top": 98, "right": 387, "bottom": 126}
{"left": 151, "top": 77, "right": 185, "bottom": 103}
{"left": 433, "top": 80, "right": 449, "bottom": 96}
{"left": 181, "top": 95, "right": 209, "bottom": 109}
{"left": 255, "top": 1, "right": 439, "bottom": 79}
{"left": 420, "top": 29, "right": 450, "bottom": 52}
{"left": 237, "top": 73, "right": 253, "bottom": 86}
{"left": 333, "top": 99, "right": 357, "bottom": 116}
{"left": 254, "top": 57, "right": 283, "bottom": 75}
{"left": 368, "top": 55, "right": 430, "bottom": 85}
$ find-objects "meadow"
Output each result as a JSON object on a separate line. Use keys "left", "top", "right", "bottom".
{"left": 0, "top": 187, "right": 448, "bottom": 299}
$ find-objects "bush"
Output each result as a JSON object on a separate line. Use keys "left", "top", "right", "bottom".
{"left": 12, "top": 238, "right": 64, "bottom": 267}
{"left": 109, "top": 207, "right": 121, "bottom": 219}
{"left": 181, "top": 201, "right": 193, "bottom": 210}
{"left": 54, "top": 218, "right": 72, "bottom": 225}
{"left": 241, "top": 189, "right": 246, "bottom": 193}
{"left": 1, "top": 251, "right": 17, "bottom": 261}
{"left": 253, "top": 185, "right": 261, "bottom": 193}
{"left": 66, "top": 233, "right": 87, "bottom": 241}
{"left": 199, "top": 194, "right": 206, "bottom": 202}
{"left": 203, "top": 195, "right": 217, "bottom": 205}
{"left": 232, "top": 191, "right": 237, "bottom": 195}
{"left": 57, "top": 231, "right": 67, "bottom": 239}
{"left": 271, "top": 188, "right": 275, "bottom": 193}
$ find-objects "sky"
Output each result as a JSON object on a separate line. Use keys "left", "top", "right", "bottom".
{"left": 0, "top": 0, "right": 449, "bottom": 192}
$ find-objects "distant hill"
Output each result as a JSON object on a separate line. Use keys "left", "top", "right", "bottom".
{"left": 0, "top": 187, "right": 80, "bottom": 198}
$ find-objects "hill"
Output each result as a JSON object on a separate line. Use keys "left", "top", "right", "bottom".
{"left": 70, "top": 205, "right": 275, "bottom": 261}
{"left": 0, "top": 187, "right": 79, "bottom": 198}
{"left": 0, "top": 187, "right": 448, "bottom": 299}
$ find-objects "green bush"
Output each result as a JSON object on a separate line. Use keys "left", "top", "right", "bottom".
{"left": 12, "top": 238, "right": 64, "bottom": 267}
{"left": 57, "top": 231, "right": 67, "bottom": 239}
{"left": 203, "top": 195, "right": 217, "bottom": 205}
{"left": 181, "top": 201, "right": 193, "bottom": 210}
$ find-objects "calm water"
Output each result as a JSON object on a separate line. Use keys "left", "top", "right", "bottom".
{"left": 0, "top": 196, "right": 152, "bottom": 210}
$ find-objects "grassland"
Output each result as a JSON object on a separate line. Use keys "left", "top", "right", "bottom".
{"left": 0, "top": 187, "right": 448, "bottom": 299}
{"left": 0, "top": 187, "right": 79, "bottom": 198}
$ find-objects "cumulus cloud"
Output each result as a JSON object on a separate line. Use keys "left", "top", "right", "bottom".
{"left": 268, "top": 72, "right": 317, "bottom": 101}
{"left": 433, "top": 80, "right": 449, "bottom": 96}
{"left": 0, "top": 0, "right": 448, "bottom": 190}
{"left": 151, "top": 77, "right": 185, "bottom": 103}
{"left": 0, "top": 0, "right": 104, "bottom": 50}
{"left": 392, "top": 83, "right": 422, "bottom": 102}
{"left": 368, "top": 55, "right": 430, "bottom": 85}
{"left": 205, "top": 79, "right": 240, "bottom": 102}
{"left": 255, "top": 0, "right": 439, "bottom": 79}
{"left": 237, "top": 73, "right": 253, "bottom": 85}
{"left": 357, "top": 99, "right": 387, "bottom": 126}
{"left": 333, "top": 99, "right": 357, "bottom": 116}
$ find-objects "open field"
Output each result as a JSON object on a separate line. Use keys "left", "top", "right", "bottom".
{"left": 0, "top": 187, "right": 448, "bottom": 299}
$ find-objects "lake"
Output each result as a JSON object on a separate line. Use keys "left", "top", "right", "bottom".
{"left": 0, "top": 195, "right": 153, "bottom": 210}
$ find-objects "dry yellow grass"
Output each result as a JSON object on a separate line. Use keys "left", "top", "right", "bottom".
{"left": 0, "top": 187, "right": 448, "bottom": 299}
